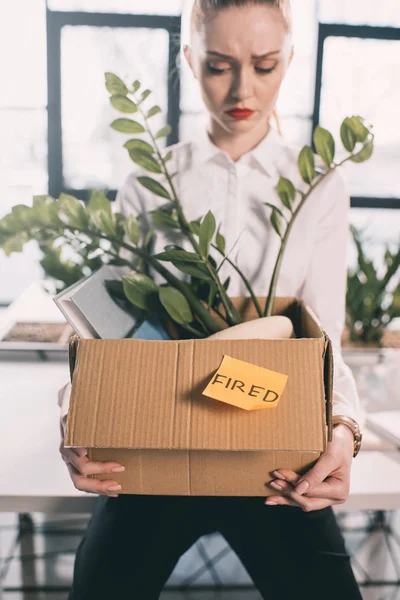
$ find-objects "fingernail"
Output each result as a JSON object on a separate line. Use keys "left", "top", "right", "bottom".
{"left": 109, "top": 494, "right": 119, "bottom": 498}
{"left": 273, "top": 470, "right": 286, "bottom": 480}
{"left": 296, "top": 480, "right": 309, "bottom": 495}
{"left": 270, "top": 481, "right": 282, "bottom": 490}
{"left": 108, "top": 485, "right": 122, "bottom": 491}
{"left": 111, "top": 466, "right": 125, "bottom": 473}
{"left": 265, "top": 500, "right": 278, "bottom": 505}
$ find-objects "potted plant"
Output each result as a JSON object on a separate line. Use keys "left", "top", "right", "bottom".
{"left": 0, "top": 73, "right": 375, "bottom": 338}
{"left": 342, "top": 225, "right": 400, "bottom": 412}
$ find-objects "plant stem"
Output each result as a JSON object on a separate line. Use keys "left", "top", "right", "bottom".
{"left": 212, "top": 244, "right": 263, "bottom": 317}
{"left": 42, "top": 223, "right": 223, "bottom": 334}
{"left": 136, "top": 99, "right": 243, "bottom": 326}
{"left": 263, "top": 154, "right": 355, "bottom": 317}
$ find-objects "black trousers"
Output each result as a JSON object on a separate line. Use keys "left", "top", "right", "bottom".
{"left": 68, "top": 494, "right": 362, "bottom": 600}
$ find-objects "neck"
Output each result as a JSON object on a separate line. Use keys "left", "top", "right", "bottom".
{"left": 207, "top": 119, "right": 271, "bottom": 162}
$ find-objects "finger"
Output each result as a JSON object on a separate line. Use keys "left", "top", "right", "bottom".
{"left": 270, "top": 480, "right": 340, "bottom": 511}
{"left": 265, "top": 496, "right": 302, "bottom": 508}
{"left": 66, "top": 463, "right": 122, "bottom": 497}
{"left": 272, "top": 469, "right": 301, "bottom": 485}
{"left": 266, "top": 492, "right": 336, "bottom": 512}
{"left": 270, "top": 478, "right": 345, "bottom": 502}
{"left": 73, "top": 447, "right": 88, "bottom": 458}
{"left": 62, "top": 447, "right": 124, "bottom": 477}
{"left": 295, "top": 453, "right": 338, "bottom": 496}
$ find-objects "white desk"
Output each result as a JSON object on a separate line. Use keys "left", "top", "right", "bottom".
{"left": 1, "top": 358, "right": 400, "bottom": 514}
{"left": 0, "top": 358, "right": 95, "bottom": 514}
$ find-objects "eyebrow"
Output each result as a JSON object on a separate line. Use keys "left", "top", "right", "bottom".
{"left": 206, "top": 50, "right": 281, "bottom": 60}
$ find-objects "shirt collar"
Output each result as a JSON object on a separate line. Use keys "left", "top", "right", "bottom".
{"left": 190, "top": 125, "right": 283, "bottom": 179}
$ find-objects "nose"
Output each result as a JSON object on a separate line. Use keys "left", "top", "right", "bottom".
{"left": 231, "top": 66, "right": 253, "bottom": 102}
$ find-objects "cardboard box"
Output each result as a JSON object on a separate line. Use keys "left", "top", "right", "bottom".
{"left": 65, "top": 297, "right": 333, "bottom": 496}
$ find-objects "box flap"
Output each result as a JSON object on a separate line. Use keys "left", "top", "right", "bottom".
{"left": 324, "top": 335, "right": 333, "bottom": 442}
{"left": 65, "top": 335, "right": 327, "bottom": 453}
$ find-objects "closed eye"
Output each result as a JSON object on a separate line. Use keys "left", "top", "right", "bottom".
{"left": 207, "top": 61, "right": 231, "bottom": 74}
{"left": 255, "top": 65, "right": 277, "bottom": 75}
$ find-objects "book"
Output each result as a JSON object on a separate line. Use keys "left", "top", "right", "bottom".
{"left": 54, "top": 265, "right": 139, "bottom": 339}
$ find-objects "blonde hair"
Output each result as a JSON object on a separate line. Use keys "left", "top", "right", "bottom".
{"left": 191, "top": 0, "right": 292, "bottom": 36}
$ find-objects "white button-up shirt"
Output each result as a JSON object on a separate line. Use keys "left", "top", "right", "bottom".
{"left": 113, "top": 126, "right": 362, "bottom": 425}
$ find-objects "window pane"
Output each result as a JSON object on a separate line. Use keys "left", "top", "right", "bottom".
{"left": 0, "top": 109, "right": 47, "bottom": 191}
{"left": 277, "top": 0, "right": 317, "bottom": 119}
{"left": 0, "top": 0, "right": 47, "bottom": 108}
{"left": 319, "top": 0, "right": 400, "bottom": 27}
{"left": 348, "top": 208, "right": 400, "bottom": 274}
{"left": 319, "top": 37, "right": 400, "bottom": 199}
{"left": 61, "top": 26, "right": 169, "bottom": 189}
{"left": 49, "top": 0, "right": 183, "bottom": 14}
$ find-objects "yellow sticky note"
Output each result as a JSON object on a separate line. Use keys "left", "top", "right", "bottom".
{"left": 202, "top": 355, "right": 288, "bottom": 410}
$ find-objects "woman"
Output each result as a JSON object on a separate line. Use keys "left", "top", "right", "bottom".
{"left": 60, "top": 1, "right": 363, "bottom": 598}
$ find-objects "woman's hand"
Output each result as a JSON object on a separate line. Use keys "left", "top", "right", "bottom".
{"left": 59, "top": 419, "right": 125, "bottom": 498}
{"left": 265, "top": 424, "right": 354, "bottom": 511}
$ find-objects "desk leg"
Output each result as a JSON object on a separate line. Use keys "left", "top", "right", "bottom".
{"left": 19, "top": 514, "right": 36, "bottom": 599}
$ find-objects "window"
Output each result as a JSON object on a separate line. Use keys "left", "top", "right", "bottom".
{"left": 1, "top": 0, "right": 399, "bottom": 304}
{"left": 314, "top": 23, "right": 400, "bottom": 208}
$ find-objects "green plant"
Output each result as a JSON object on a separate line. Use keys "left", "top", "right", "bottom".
{"left": 346, "top": 225, "right": 400, "bottom": 345}
{"left": 0, "top": 73, "right": 374, "bottom": 338}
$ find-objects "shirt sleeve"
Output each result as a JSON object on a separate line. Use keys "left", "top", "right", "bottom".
{"left": 299, "top": 169, "right": 365, "bottom": 429}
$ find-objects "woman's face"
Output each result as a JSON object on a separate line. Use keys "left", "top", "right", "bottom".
{"left": 185, "top": 4, "right": 293, "bottom": 136}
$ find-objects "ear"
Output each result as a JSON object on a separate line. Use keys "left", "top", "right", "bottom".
{"left": 183, "top": 44, "right": 197, "bottom": 78}
{"left": 288, "top": 44, "right": 294, "bottom": 67}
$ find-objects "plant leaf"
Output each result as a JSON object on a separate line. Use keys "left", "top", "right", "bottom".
{"left": 146, "top": 105, "right": 162, "bottom": 118}
{"left": 105, "top": 279, "right": 126, "bottom": 300}
{"left": 111, "top": 118, "right": 145, "bottom": 134}
{"left": 132, "top": 80, "right": 141, "bottom": 93}
{"left": 216, "top": 230, "right": 226, "bottom": 254}
{"left": 189, "top": 220, "right": 201, "bottom": 235}
{"left": 298, "top": 146, "right": 317, "bottom": 184}
{"left": 313, "top": 125, "right": 335, "bottom": 167}
{"left": 270, "top": 207, "right": 283, "bottom": 238}
{"left": 347, "top": 116, "right": 370, "bottom": 143}
{"left": 124, "top": 139, "right": 154, "bottom": 154}
{"left": 110, "top": 95, "right": 137, "bottom": 114}
{"left": 1, "top": 231, "right": 29, "bottom": 256}
{"left": 137, "top": 176, "right": 171, "bottom": 199}
{"left": 155, "top": 250, "right": 202, "bottom": 263}
{"left": 151, "top": 210, "right": 180, "bottom": 229}
{"left": 156, "top": 124, "right": 172, "bottom": 139}
{"left": 128, "top": 149, "right": 162, "bottom": 173}
{"left": 340, "top": 118, "right": 357, "bottom": 152}
{"left": 173, "top": 261, "right": 211, "bottom": 280}
{"left": 122, "top": 272, "right": 158, "bottom": 310}
{"left": 140, "top": 89, "right": 151, "bottom": 103}
{"left": 58, "top": 194, "right": 88, "bottom": 229}
{"left": 199, "top": 210, "right": 216, "bottom": 259}
{"left": 276, "top": 177, "right": 296, "bottom": 211}
{"left": 105, "top": 72, "right": 128, "bottom": 96}
{"left": 159, "top": 286, "right": 193, "bottom": 325}
{"left": 163, "top": 150, "right": 173, "bottom": 162}
{"left": 125, "top": 215, "right": 140, "bottom": 245}
{"left": 143, "top": 227, "right": 154, "bottom": 250}
{"left": 350, "top": 138, "right": 374, "bottom": 163}
{"left": 87, "top": 190, "right": 112, "bottom": 219}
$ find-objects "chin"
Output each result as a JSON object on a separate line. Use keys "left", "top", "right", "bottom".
{"left": 226, "top": 120, "right": 261, "bottom": 134}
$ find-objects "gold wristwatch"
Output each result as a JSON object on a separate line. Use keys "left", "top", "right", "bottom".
{"left": 332, "top": 415, "right": 363, "bottom": 458}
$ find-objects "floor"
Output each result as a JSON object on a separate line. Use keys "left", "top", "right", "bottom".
{"left": 1, "top": 510, "right": 400, "bottom": 600}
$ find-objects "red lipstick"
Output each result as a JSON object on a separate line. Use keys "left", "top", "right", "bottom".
{"left": 226, "top": 108, "right": 255, "bottom": 120}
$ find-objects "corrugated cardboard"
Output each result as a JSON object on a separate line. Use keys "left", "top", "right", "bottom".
{"left": 65, "top": 297, "right": 333, "bottom": 496}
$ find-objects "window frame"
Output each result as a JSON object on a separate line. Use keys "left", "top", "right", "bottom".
{"left": 46, "top": 8, "right": 181, "bottom": 200}
{"left": 313, "top": 22, "right": 400, "bottom": 209}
